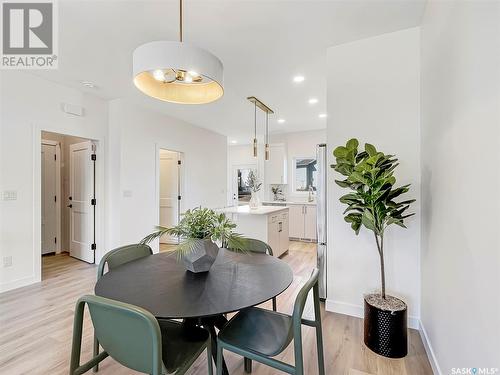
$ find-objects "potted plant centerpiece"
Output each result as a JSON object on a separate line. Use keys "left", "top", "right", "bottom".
{"left": 142, "top": 207, "right": 246, "bottom": 273}
{"left": 331, "top": 139, "right": 415, "bottom": 358}
{"left": 247, "top": 170, "right": 262, "bottom": 209}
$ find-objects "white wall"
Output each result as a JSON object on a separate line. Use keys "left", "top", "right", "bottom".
{"left": 108, "top": 99, "right": 227, "bottom": 251}
{"left": 270, "top": 129, "right": 326, "bottom": 200}
{"left": 0, "top": 71, "right": 108, "bottom": 292}
{"left": 227, "top": 130, "right": 326, "bottom": 204}
{"left": 326, "top": 28, "right": 421, "bottom": 327}
{"left": 420, "top": 1, "right": 500, "bottom": 372}
{"left": 0, "top": 73, "right": 228, "bottom": 293}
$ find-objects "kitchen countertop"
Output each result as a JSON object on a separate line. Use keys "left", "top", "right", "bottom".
{"left": 263, "top": 200, "right": 317, "bottom": 206}
{"left": 220, "top": 205, "right": 289, "bottom": 215}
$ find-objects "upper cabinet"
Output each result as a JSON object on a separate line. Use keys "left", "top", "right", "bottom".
{"left": 265, "top": 144, "right": 287, "bottom": 185}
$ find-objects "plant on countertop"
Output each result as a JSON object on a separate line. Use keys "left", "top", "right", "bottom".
{"left": 331, "top": 138, "right": 415, "bottom": 303}
{"left": 246, "top": 170, "right": 262, "bottom": 192}
{"left": 141, "top": 207, "right": 247, "bottom": 258}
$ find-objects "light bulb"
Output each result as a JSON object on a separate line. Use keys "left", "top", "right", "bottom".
{"left": 308, "top": 98, "right": 318, "bottom": 104}
{"left": 184, "top": 75, "right": 193, "bottom": 83}
{"left": 152, "top": 69, "right": 165, "bottom": 82}
{"left": 188, "top": 71, "right": 199, "bottom": 77}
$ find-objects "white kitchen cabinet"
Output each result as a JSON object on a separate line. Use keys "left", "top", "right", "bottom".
{"left": 267, "top": 211, "right": 289, "bottom": 257}
{"left": 288, "top": 204, "right": 304, "bottom": 238}
{"left": 287, "top": 203, "right": 317, "bottom": 241}
{"left": 221, "top": 206, "right": 289, "bottom": 257}
{"left": 265, "top": 144, "right": 287, "bottom": 185}
{"left": 279, "top": 211, "right": 290, "bottom": 255}
{"left": 304, "top": 205, "right": 317, "bottom": 240}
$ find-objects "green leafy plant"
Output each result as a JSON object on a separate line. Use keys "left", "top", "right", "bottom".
{"left": 246, "top": 170, "right": 262, "bottom": 192}
{"left": 141, "top": 207, "right": 247, "bottom": 258}
{"left": 331, "top": 139, "right": 415, "bottom": 299}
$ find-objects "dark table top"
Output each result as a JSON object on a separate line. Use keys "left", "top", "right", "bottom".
{"left": 95, "top": 248, "right": 294, "bottom": 319}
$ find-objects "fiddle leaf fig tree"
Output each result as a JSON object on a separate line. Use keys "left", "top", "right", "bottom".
{"left": 331, "top": 139, "right": 415, "bottom": 299}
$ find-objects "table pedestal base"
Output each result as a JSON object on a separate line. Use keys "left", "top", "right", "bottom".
{"left": 184, "top": 315, "right": 230, "bottom": 375}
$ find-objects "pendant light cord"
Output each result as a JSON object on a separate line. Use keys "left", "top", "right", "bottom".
{"left": 179, "top": 0, "right": 183, "bottom": 42}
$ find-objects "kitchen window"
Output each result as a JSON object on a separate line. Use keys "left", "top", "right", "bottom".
{"left": 293, "top": 158, "right": 317, "bottom": 192}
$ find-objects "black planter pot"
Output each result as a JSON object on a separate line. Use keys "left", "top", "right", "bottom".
{"left": 364, "top": 296, "right": 408, "bottom": 358}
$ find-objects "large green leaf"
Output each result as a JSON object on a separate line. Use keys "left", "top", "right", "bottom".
{"left": 346, "top": 138, "right": 359, "bottom": 150}
{"left": 333, "top": 146, "right": 348, "bottom": 158}
{"left": 365, "top": 143, "right": 377, "bottom": 157}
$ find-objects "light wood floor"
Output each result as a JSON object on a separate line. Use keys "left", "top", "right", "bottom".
{"left": 0, "top": 242, "right": 432, "bottom": 375}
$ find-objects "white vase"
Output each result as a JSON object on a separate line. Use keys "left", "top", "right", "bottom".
{"left": 249, "top": 191, "right": 260, "bottom": 209}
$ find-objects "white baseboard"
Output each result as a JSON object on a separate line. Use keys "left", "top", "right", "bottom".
{"left": 0, "top": 275, "right": 39, "bottom": 293}
{"left": 325, "top": 299, "right": 420, "bottom": 329}
{"left": 418, "top": 320, "right": 442, "bottom": 375}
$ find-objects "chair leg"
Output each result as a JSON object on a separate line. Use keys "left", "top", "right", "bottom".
{"left": 207, "top": 339, "right": 214, "bottom": 375}
{"left": 216, "top": 343, "right": 224, "bottom": 375}
{"left": 92, "top": 335, "right": 99, "bottom": 372}
{"left": 272, "top": 297, "right": 277, "bottom": 312}
{"left": 313, "top": 285, "right": 325, "bottom": 375}
{"left": 316, "top": 324, "right": 325, "bottom": 375}
{"left": 244, "top": 357, "right": 252, "bottom": 373}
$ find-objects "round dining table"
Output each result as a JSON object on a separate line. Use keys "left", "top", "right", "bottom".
{"left": 95, "top": 248, "right": 294, "bottom": 375}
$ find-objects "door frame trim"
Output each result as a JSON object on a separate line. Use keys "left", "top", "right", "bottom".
{"left": 41, "top": 139, "right": 61, "bottom": 254}
{"left": 34, "top": 126, "right": 106, "bottom": 283}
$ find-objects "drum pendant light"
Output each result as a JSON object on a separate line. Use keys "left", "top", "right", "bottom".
{"left": 133, "top": 0, "right": 224, "bottom": 104}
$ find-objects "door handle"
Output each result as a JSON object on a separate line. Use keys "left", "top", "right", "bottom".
{"left": 67, "top": 204, "right": 72, "bottom": 208}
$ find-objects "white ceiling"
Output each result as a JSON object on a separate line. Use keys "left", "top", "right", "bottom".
{"left": 33, "top": 0, "right": 426, "bottom": 143}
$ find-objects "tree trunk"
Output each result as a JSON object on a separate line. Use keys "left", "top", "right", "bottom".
{"left": 374, "top": 233, "right": 386, "bottom": 299}
{"left": 379, "top": 234, "right": 386, "bottom": 299}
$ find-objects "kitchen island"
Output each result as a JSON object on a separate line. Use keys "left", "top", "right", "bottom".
{"left": 220, "top": 205, "right": 289, "bottom": 257}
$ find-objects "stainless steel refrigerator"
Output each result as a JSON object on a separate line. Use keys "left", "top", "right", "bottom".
{"left": 316, "top": 144, "right": 327, "bottom": 300}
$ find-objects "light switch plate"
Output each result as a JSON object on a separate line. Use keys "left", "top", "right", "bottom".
{"left": 2, "top": 191, "right": 17, "bottom": 200}
{"left": 123, "top": 190, "right": 133, "bottom": 198}
{"left": 3, "top": 256, "right": 12, "bottom": 267}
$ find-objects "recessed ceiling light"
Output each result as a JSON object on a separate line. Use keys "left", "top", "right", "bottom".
{"left": 293, "top": 75, "right": 305, "bottom": 83}
{"left": 81, "top": 81, "right": 95, "bottom": 88}
{"left": 308, "top": 98, "right": 318, "bottom": 104}
{"left": 230, "top": 140, "right": 237, "bottom": 144}
{"left": 319, "top": 113, "right": 327, "bottom": 118}
{"left": 277, "top": 118, "right": 286, "bottom": 124}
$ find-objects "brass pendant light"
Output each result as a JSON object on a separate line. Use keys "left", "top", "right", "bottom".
{"left": 265, "top": 111, "right": 270, "bottom": 161}
{"left": 253, "top": 102, "right": 258, "bottom": 157}
{"left": 247, "top": 96, "right": 274, "bottom": 160}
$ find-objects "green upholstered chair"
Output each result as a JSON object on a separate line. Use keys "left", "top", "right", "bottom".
{"left": 94, "top": 243, "right": 153, "bottom": 371}
{"left": 227, "top": 238, "right": 277, "bottom": 312}
{"left": 215, "top": 269, "right": 325, "bottom": 375}
{"left": 70, "top": 295, "right": 213, "bottom": 375}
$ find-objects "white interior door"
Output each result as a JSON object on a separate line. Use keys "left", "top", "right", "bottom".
{"left": 159, "top": 150, "right": 180, "bottom": 244}
{"left": 69, "top": 141, "right": 95, "bottom": 263}
{"left": 232, "top": 165, "right": 257, "bottom": 206}
{"left": 41, "top": 143, "right": 57, "bottom": 254}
